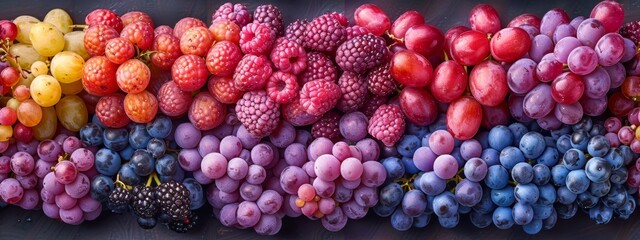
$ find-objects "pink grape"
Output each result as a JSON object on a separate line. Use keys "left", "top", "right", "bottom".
{"left": 59, "top": 205, "right": 84, "bottom": 225}
{"left": 34, "top": 160, "right": 55, "bottom": 178}
{"left": 567, "top": 46, "right": 598, "bottom": 75}
{"left": 356, "top": 138, "right": 380, "bottom": 162}
{"left": 78, "top": 195, "right": 101, "bottom": 212}
{"left": 314, "top": 154, "right": 341, "bottom": 182}
{"left": 70, "top": 148, "right": 95, "bottom": 172}
{"left": 227, "top": 157, "right": 249, "bottom": 180}
{"left": 54, "top": 161, "right": 77, "bottom": 184}
{"left": 65, "top": 173, "right": 90, "bottom": 198}
{"left": 0, "top": 178, "right": 23, "bottom": 204}
{"left": 303, "top": 161, "right": 316, "bottom": 178}
{"left": 340, "top": 157, "right": 363, "bottom": 181}
{"left": 62, "top": 136, "right": 82, "bottom": 154}
{"left": 220, "top": 136, "right": 243, "bottom": 159}
{"left": 595, "top": 33, "right": 625, "bottom": 66}
{"left": 553, "top": 37, "right": 582, "bottom": 64}
{"left": 237, "top": 201, "right": 261, "bottom": 228}
{"left": 507, "top": 58, "right": 539, "bottom": 95}
{"left": 307, "top": 137, "right": 333, "bottom": 161}
{"left": 313, "top": 178, "right": 336, "bottom": 198}
{"left": 55, "top": 192, "right": 77, "bottom": 210}
{"left": 41, "top": 189, "right": 56, "bottom": 204}
{"left": 429, "top": 130, "right": 454, "bottom": 155}
{"left": 301, "top": 200, "right": 319, "bottom": 217}
{"left": 10, "top": 151, "right": 35, "bottom": 176}
{"left": 332, "top": 142, "right": 351, "bottom": 161}
{"left": 0, "top": 156, "right": 10, "bottom": 174}
{"left": 43, "top": 172, "right": 64, "bottom": 194}
{"left": 318, "top": 197, "right": 337, "bottom": 215}
{"left": 297, "top": 183, "right": 316, "bottom": 202}
{"left": 200, "top": 152, "right": 228, "bottom": 180}
{"left": 433, "top": 154, "right": 459, "bottom": 179}
{"left": 576, "top": 18, "right": 606, "bottom": 48}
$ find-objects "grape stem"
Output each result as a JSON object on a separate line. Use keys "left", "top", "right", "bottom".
{"left": 385, "top": 30, "right": 404, "bottom": 44}
{"left": 115, "top": 174, "right": 132, "bottom": 190}
{"left": 69, "top": 24, "right": 88, "bottom": 30}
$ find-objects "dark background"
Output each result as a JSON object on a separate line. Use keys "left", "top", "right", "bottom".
{"left": 1, "top": 0, "right": 640, "bottom": 239}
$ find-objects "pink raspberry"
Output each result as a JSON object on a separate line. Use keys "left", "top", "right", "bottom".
{"left": 233, "top": 54, "right": 272, "bottom": 91}
{"left": 299, "top": 80, "right": 341, "bottom": 116}
{"left": 253, "top": 4, "right": 284, "bottom": 36}
{"left": 299, "top": 52, "right": 337, "bottom": 84}
{"left": 336, "top": 71, "right": 367, "bottom": 113}
{"left": 284, "top": 19, "right": 307, "bottom": 45}
{"left": 368, "top": 104, "right": 406, "bottom": 147}
{"left": 235, "top": 91, "right": 281, "bottom": 138}
{"left": 304, "top": 14, "right": 346, "bottom": 52}
{"left": 239, "top": 22, "right": 276, "bottom": 55}
{"left": 270, "top": 37, "right": 307, "bottom": 75}
{"left": 266, "top": 71, "right": 298, "bottom": 104}
{"left": 366, "top": 62, "right": 397, "bottom": 97}
{"left": 211, "top": 2, "right": 252, "bottom": 27}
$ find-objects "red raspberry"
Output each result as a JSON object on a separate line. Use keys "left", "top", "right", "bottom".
{"left": 85, "top": 9, "right": 123, "bottom": 32}
{"left": 368, "top": 104, "right": 405, "bottom": 146}
{"left": 124, "top": 90, "right": 158, "bottom": 123}
{"left": 282, "top": 97, "right": 322, "bottom": 126}
{"left": 330, "top": 12, "right": 349, "bottom": 27}
{"left": 311, "top": 111, "right": 341, "bottom": 142}
{"left": 211, "top": 3, "right": 252, "bottom": 27}
{"left": 148, "top": 66, "right": 172, "bottom": 95}
{"left": 266, "top": 71, "right": 298, "bottom": 104}
{"left": 299, "top": 80, "right": 341, "bottom": 116}
{"left": 154, "top": 25, "right": 173, "bottom": 36}
{"left": 359, "top": 93, "right": 389, "bottom": 118}
{"left": 304, "top": 14, "right": 346, "bottom": 52}
{"left": 104, "top": 37, "right": 135, "bottom": 64}
{"left": 82, "top": 56, "right": 118, "bottom": 96}
{"left": 253, "top": 4, "right": 284, "bottom": 36}
{"left": 157, "top": 81, "right": 192, "bottom": 117}
{"left": 335, "top": 33, "right": 387, "bottom": 74}
{"left": 189, "top": 92, "right": 227, "bottom": 131}
{"left": 151, "top": 33, "right": 182, "bottom": 70}
{"left": 180, "top": 26, "right": 214, "bottom": 56}
{"left": 270, "top": 37, "right": 307, "bottom": 75}
{"left": 239, "top": 22, "right": 276, "bottom": 55}
{"left": 366, "top": 62, "right": 397, "bottom": 97}
{"left": 209, "top": 19, "right": 241, "bottom": 44}
{"left": 284, "top": 19, "right": 307, "bottom": 45}
{"left": 206, "top": 41, "right": 242, "bottom": 77}
{"left": 95, "top": 93, "right": 130, "bottom": 128}
{"left": 208, "top": 75, "right": 245, "bottom": 104}
{"left": 299, "top": 52, "right": 337, "bottom": 84}
{"left": 233, "top": 54, "right": 272, "bottom": 91}
{"left": 120, "top": 11, "right": 155, "bottom": 28}
{"left": 337, "top": 71, "right": 367, "bottom": 113}
{"left": 116, "top": 59, "right": 150, "bottom": 94}
{"left": 346, "top": 25, "right": 370, "bottom": 40}
{"left": 83, "top": 25, "right": 119, "bottom": 56}
{"left": 173, "top": 17, "right": 206, "bottom": 39}
{"left": 235, "top": 91, "right": 281, "bottom": 138}
{"left": 172, "top": 55, "right": 209, "bottom": 92}
{"left": 120, "top": 21, "right": 154, "bottom": 50}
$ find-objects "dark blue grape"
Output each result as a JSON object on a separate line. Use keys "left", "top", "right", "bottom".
{"left": 475, "top": 131, "right": 490, "bottom": 149}
{"left": 538, "top": 184, "right": 557, "bottom": 205}
{"left": 603, "top": 184, "right": 628, "bottom": 208}
{"left": 481, "top": 148, "right": 500, "bottom": 166}
{"left": 532, "top": 164, "right": 551, "bottom": 185}
{"left": 129, "top": 124, "right": 152, "bottom": 149}
{"left": 563, "top": 149, "right": 587, "bottom": 170}
{"left": 382, "top": 145, "right": 399, "bottom": 158}
{"left": 566, "top": 170, "right": 590, "bottom": 194}
{"left": 379, "top": 183, "right": 403, "bottom": 207}
{"left": 492, "top": 207, "right": 514, "bottom": 229}
{"left": 103, "top": 128, "right": 129, "bottom": 151}
{"left": 551, "top": 165, "right": 570, "bottom": 187}
{"left": 90, "top": 175, "right": 114, "bottom": 202}
{"left": 428, "top": 115, "right": 447, "bottom": 133}
{"left": 570, "top": 129, "right": 589, "bottom": 151}
{"left": 585, "top": 157, "right": 612, "bottom": 183}
{"left": 572, "top": 117, "right": 593, "bottom": 132}
{"left": 556, "top": 202, "right": 578, "bottom": 219}
{"left": 532, "top": 203, "right": 553, "bottom": 220}
{"left": 79, "top": 123, "right": 103, "bottom": 147}
{"left": 417, "top": 171, "right": 446, "bottom": 196}
{"left": 451, "top": 147, "right": 465, "bottom": 168}
{"left": 155, "top": 154, "right": 178, "bottom": 176}
{"left": 589, "top": 204, "right": 613, "bottom": 224}
{"left": 397, "top": 135, "right": 421, "bottom": 157}
{"left": 118, "top": 163, "right": 141, "bottom": 185}
{"left": 146, "top": 115, "right": 172, "bottom": 138}
{"left": 603, "top": 148, "right": 623, "bottom": 170}
{"left": 491, "top": 186, "right": 515, "bottom": 207}
{"left": 182, "top": 178, "right": 204, "bottom": 210}
{"left": 587, "top": 135, "right": 610, "bottom": 158}
{"left": 146, "top": 138, "right": 166, "bottom": 158}
{"left": 373, "top": 203, "right": 395, "bottom": 217}
{"left": 615, "top": 197, "right": 635, "bottom": 220}
{"left": 421, "top": 133, "right": 431, "bottom": 147}
{"left": 508, "top": 123, "right": 528, "bottom": 144}
{"left": 130, "top": 150, "right": 155, "bottom": 176}
{"left": 137, "top": 217, "right": 157, "bottom": 229}
{"left": 557, "top": 186, "right": 577, "bottom": 205}
{"left": 543, "top": 136, "right": 556, "bottom": 148}
{"left": 488, "top": 125, "right": 514, "bottom": 151}
{"left": 589, "top": 124, "right": 606, "bottom": 137}
{"left": 458, "top": 205, "right": 472, "bottom": 214}
{"left": 438, "top": 213, "right": 459, "bottom": 228}
{"left": 519, "top": 132, "right": 546, "bottom": 159}
{"left": 523, "top": 219, "right": 543, "bottom": 234}
{"left": 550, "top": 125, "right": 572, "bottom": 140}
{"left": 500, "top": 146, "right": 525, "bottom": 170}
{"left": 619, "top": 145, "right": 636, "bottom": 166}
{"left": 556, "top": 134, "right": 572, "bottom": 154}
{"left": 514, "top": 183, "right": 539, "bottom": 204}
{"left": 512, "top": 202, "right": 534, "bottom": 225}
{"left": 405, "top": 122, "right": 429, "bottom": 139}
{"left": 402, "top": 189, "right": 427, "bottom": 217}
{"left": 485, "top": 165, "right": 509, "bottom": 189}
{"left": 91, "top": 114, "right": 106, "bottom": 129}
{"left": 413, "top": 212, "right": 431, "bottom": 228}
{"left": 382, "top": 157, "right": 405, "bottom": 181}
{"left": 610, "top": 168, "right": 628, "bottom": 185}
{"left": 401, "top": 157, "right": 420, "bottom": 175}
{"left": 119, "top": 145, "right": 135, "bottom": 160}
{"left": 577, "top": 191, "right": 599, "bottom": 209}
{"left": 473, "top": 187, "right": 496, "bottom": 214}
{"left": 432, "top": 191, "right": 458, "bottom": 218}
{"left": 512, "top": 162, "right": 534, "bottom": 184}
{"left": 470, "top": 210, "right": 492, "bottom": 228}
{"left": 528, "top": 121, "right": 542, "bottom": 133}
{"left": 543, "top": 208, "right": 557, "bottom": 229}
{"left": 589, "top": 180, "right": 611, "bottom": 197}
{"left": 95, "top": 148, "right": 122, "bottom": 176}
{"left": 390, "top": 208, "right": 413, "bottom": 231}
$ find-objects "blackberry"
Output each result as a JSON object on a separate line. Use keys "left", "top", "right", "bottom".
{"left": 108, "top": 185, "right": 132, "bottom": 208}
{"left": 312, "top": 111, "right": 341, "bottom": 141}
{"left": 167, "top": 211, "right": 199, "bottom": 233}
{"left": 131, "top": 185, "right": 159, "bottom": 218}
{"left": 155, "top": 180, "right": 191, "bottom": 221}
{"left": 366, "top": 62, "right": 397, "bottom": 97}
{"left": 253, "top": 4, "right": 284, "bottom": 36}
{"left": 335, "top": 33, "right": 387, "bottom": 74}
{"left": 285, "top": 19, "right": 308, "bottom": 45}
{"left": 304, "top": 14, "right": 346, "bottom": 52}
{"left": 620, "top": 21, "right": 640, "bottom": 46}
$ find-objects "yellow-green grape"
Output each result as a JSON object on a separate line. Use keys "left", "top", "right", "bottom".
{"left": 9, "top": 43, "right": 48, "bottom": 70}
{"left": 16, "top": 72, "right": 35, "bottom": 88}
{"left": 30, "top": 61, "right": 48, "bottom": 77}
{"left": 6, "top": 98, "right": 21, "bottom": 110}
{"left": 43, "top": 8, "right": 73, "bottom": 34}
{"left": 29, "top": 22, "right": 65, "bottom": 57}
{"left": 60, "top": 80, "right": 84, "bottom": 95}
{"left": 0, "top": 125, "right": 12, "bottom": 141}
{"left": 33, "top": 107, "right": 57, "bottom": 140}
{"left": 30, "top": 75, "right": 62, "bottom": 107}
{"left": 13, "top": 15, "right": 39, "bottom": 44}
{"left": 55, "top": 95, "right": 88, "bottom": 132}
{"left": 50, "top": 51, "right": 85, "bottom": 83}
{"left": 63, "top": 31, "right": 90, "bottom": 60}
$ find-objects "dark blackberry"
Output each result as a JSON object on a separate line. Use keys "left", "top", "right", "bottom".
{"left": 155, "top": 180, "right": 191, "bottom": 221}
{"left": 303, "top": 14, "right": 346, "bottom": 52}
{"left": 335, "top": 33, "right": 387, "bottom": 74}
{"left": 131, "top": 185, "right": 159, "bottom": 218}
{"left": 336, "top": 71, "right": 367, "bottom": 113}
{"left": 167, "top": 211, "right": 199, "bottom": 233}
{"left": 211, "top": 2, "right": 252, "bottom": 27}
{"left": 108, "top": 185, "right": 132, "bottom": 208}
{"left": 312, "top": 111, "right": 341, "bottom": 141}
{"left": 299, "top": 52, "right": 338, "bottom": 84}
{"left": 253, "top": 4, "right": 284, "bottom": 36}
{"left": 137, "top": 217, "right": 157, "bottom": 229}
{"left": 285, "top": 19, "right": 308, "bottom": 45}
{"left": 366, "top": 62, "right": 397, "bottom": 97}
{"left": 620, "top": 21, "right": 640, "bottom": 46}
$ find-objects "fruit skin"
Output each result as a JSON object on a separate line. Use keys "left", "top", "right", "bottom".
{"left": 82, "top": 56, "right": 119, "bottom": 96}
{"left": 335, "top": 34, "right": 387, "bottom": 74}
{"left": 188, "top": 92, "right": 227, "bottom": 131}
{"left": 336, "top": 71, "right": 367, "bottom": 113}
{"left": 85, "top": 9, "right": 123, "bottom": 32}
{"left": 490, "top": 27, "right": 531, "bottom": 62}
{"left": 270, "top": 37, "right": 307, "bottom": 75}
{"left": 121, "top": 11, "right": 154, "bottom": 28}
{"left": 404, "top": 24, "right": 445, "bottom": 57}
{"left": 399, "top": 87, "right": 438, "bottom": 126}
{"left": 180, "top": 26, "right": 214, "bottom": 56}
{"left": 390, "top": 50, "right": 434, "bottom": 88}
{"left": 173, "top": 17, "right": 207, "bottom": 39}
{"left": 208, "top": 75, "right": 244, "bottom": 104}
{"left": 284, "top": 19, "right": 307, "bottom": 45}
{"left": 151, "top": 33, "right": 182, "bottom": 71}
{"left": 430, "top": 60, "right": 468, "bottom": 103}
{"left": 206, "top": 41, "right": 242, "bottom": 77}
{"left": 282, "top": 97, "right": 322, "bottom": 126}
{"left": 299, "top": 80, "right": 341, "bottom": 116}
{"left": 300, "top": 52, "right": 338, "bottom": 84}
{"left": 590, "top": 0, "right": 624, "bottom": 33}
{"left": 469, "top": 60, "right": 508, "bottom": 107}
{"left": 253, "top": 4, "right": 284, "bottom": 36}
{"left": 209, "top": 19, "right": 241, "bottom": 44}
{"left": 171, "top": 55, "right": 209, "bottom": 92}
{"left": 368, "top": 104, "right": 405, "bottom": 147}
{"left": 468, "top": 4, "right": 501, "bottom": 34}
{"left": 124, "top": 90, "right": 158, "bottom": 123}
{"left": 83, "top": 25, "right": 119, "bottom": 56}
{"left": 449, "top": 30, "right": 490, "bottom": 66}
{"left": 304, "top": 13, "right": 346, "bottom": 52}
{"left": 116, "top": 59, "right": 151, "bottom": 94}
{"left": 354, "top": 3, "right": 391, "bottom": 36}
{"left": 366, "top": 62, "right": 396, "bottom": 97}
{"left": 95, "top": 93, "right": 130, "bottom": 128}
{"left": 104, "top": 37, "right": 135, "bottom": 64}
{"left": 239, "top": 22, "right": 276, "bottom": 55}
{"left": 311, "top": 111, "right": 341, "bottom": 142}
{"left": 157, "top": 81, "right": 192, "bottom": 117}
{"left": 233, "top": 54, "right": 273, "bottom": 91}
{"left": 266, "top": 71, "right": 299, "bottom": 104}
{"left": 447, "top": 96, "right": 482, "bottom": 140}
{"left": 120, "top": 21, "right": 154, "bottom": 50}
{"left": 235, "top": 91, "right": 281, "bottom": 138}
{"left": 211, "top": 2, "right": 252, "bottom": 27}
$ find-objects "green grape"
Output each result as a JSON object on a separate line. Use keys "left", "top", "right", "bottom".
{"left": 63, "top": 31, "right": 90, "bottom": 60}
{"left": 50, "top": 51, "right": 84, "bottom": 83}
{"left": 55, "top": 95, "right": 87, "bottom": 132}
{"left": 13, "top": 15, "right": 39, "bottom": 44}
{"left": 43, "top": 8, "right": 73, "bottom": 34}
{"left": 33, "top": 106, "right": 57, "bottom": 140}
{"left": 9, "top": 43, "right": 48, "bottom": 70}
{"left": 30, "top": 61, "right": 48, "bottom": 77}
{"left": 30, "top": 75, "right": 62, "bottom": 107}
{"left": 29, "top": 22, "right": 65, "bottom": 57}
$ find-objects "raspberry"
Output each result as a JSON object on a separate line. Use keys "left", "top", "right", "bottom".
{"left": 620, "top": 21, "right": 640, "bottom": 46}
{"left": 104, "top": 37, "right": 135, "bottom": 64}
{"left": 180, "top": 26, "right": 214, "bottom": 56}
{"left": 208, "top": 75, "right": 244, "bottom": 104}
{"left": 270, "top": 37, "right": 307, "bottom": 75}
{"left": 304, "top": 14, "right": 346, "bottom": 52}
{"left": 299, "top": 80, "right": 341, "bottom": 116}
{"left": 85, "top": 9, "right": 123, "bottom": 32}
{"left": 239, "top": 22, "right": 276, "bottom": 55}
{"left": 359, "top": 93, "right": 389, "bottom": 118}
{"left": 235, "top": 91, "right": 281, "bottom": 138}
{"left": 124, "top": 90, "right": 158, "bottom": 123}
{"left": 211, "top": 3, "right": 252, "bottom": 27}
{"left": 346, "top": 25, "right": 370, "bottom": 40}
{"left": 209, "top": 19, "right": 241, "bottom": 44}
{"left": 157, "top": 81, "right": 193, "bottom": 117}
{"left": 336, "top": 71, "right": 367, "bottom": 113}
{"left": 206, "top": 41, "right": 242, "bottom": 76}
{"left": 335, "top": 33, "right": 387, "bottom": 74}
{"left": 330, "top": 12, "right": 349, "bottom": 27}
{"left": 266, "top": 71, "right": 299, "bottom": 104}
{"left": 82, "top": 56, "right": 118, "bottom": 96}
{"left": 282, "top": 97, "right": 322, "bottom": 126}
{"left": 121, "top": 11, "right": 155, "bottom": 28}
{"left": 299, "top": 52, "right": 338, "bottom": 84}
{"left": 173, "top": 17, "right": 207, "bottom": 39}
{"left": 83, "top": 25, "right": 119, "bottom": 56}
{"left": 285, "top": 19, "right": 307, "bottom": 45}
{"left": 233, "top": 54, "right": 272, "bottom": 91}
{"left": 368, "top": 104, "right": 405, "bottom": 146}
{"left": 154, "top": 25, "right": 173, "bottom": 36}
{"left": 116, "top": 59, "right": 151, "bottom": 94}
{"left": 151, "top": 33, "right": 182, "bottom": 71}
{"left": 253, "top": 4, "right": 284, "bottom": 36}
{"left": 312, "top": 111, "right": 341, "bottom": 141}
{"left": 189, "top": 92, "right": 226, "bottom": 131}
{"left": 366, "top": 62, "right": 397, "bottom": 97}
{"left": 95, "top": 93, "right": 130, "bottom": 128}
{"left": 120, "top": 21, "right": 155, "bottom": 50}
{"left": 172, "top": 55, "right": 209, "bottom": 92}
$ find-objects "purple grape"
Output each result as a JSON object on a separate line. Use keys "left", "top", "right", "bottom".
{"left": 321, "top": 206, "right": 347, "bottom": 231}
{"left": 554, "top": 37, "right": 582, "bottom": 64}
{"left": 361, "top": 161, "right": 386, "bottom": 187}
{"left": 508, "top": 58, "right": 539, "bottom": 95}
{"left": 508, "top": 95, "right": 533, "bottom": 123}
{"left": 62, "top": 136, "right": 82, "bottom": 154}
{"left": 246, "top": 164, "right": 267, "bottom": 185}
{"left": 178, "top": 148, "right": 202, "bottom": 172}
{"left": 341, "top": 178, "right": 361, "bottom": 190}
{"left": 65, "top": 173, "right": 90, "bottom": 198}
{"left": 17, "top": 141, "right": 38, "bottom": 156}
{"left": 429, "top": 130, "right": 454, "bottom": 155}
{"left": 302, "top": 161, "right": 316, "bottom": 178}
{"left": 353, "top": 185, "right": 378, "bottom": 208}
{"left": 355, "top": 138, "right": 380, "bottom": 162}
{"left": 307, "top": 137, "right": 333, "bottom": 161}
{"left": 236, "top": 125, "right": 259, "bottom": 150}
{"left": 43, "top": 202, "right": 60, "bottom": 219}
{"left": 227, "top": 157, "right": 249, "bottom": 180}
{"left": 10, "top": 152, "right": 34, "bottom": 176}
{"left": 524, "top": 83, "right": 556, "bottom": 119}
{"left": 537, "top": 112, "right": 563, "bottom": 131}
{"left": 0, "top": 141, "right": 8, "bottom": 154}
{"left": 55, "top": 192, "right": 76, "bottom": 210}
{"left": 220, "top": 136, "right": 243, "bottom": 159}
{"left": 201, "top": 152, "right": 227, "bottom": 180}
{"left": 251, "top": 143, "right": 274, "bottom": 167}
{"left": 239, "top": 182, "right": 263, "bottom": 202}
{"left": 175, "top": 123, "right": 201, "bottom": 149}
{"left": 266, "top": 177, "right": 285, "bottom": 195}
{"left": 519, "top": 25, "right": 539, "bottom": 39}
{"left": 536, "top": 54, "right": 564, "bottom": 82}
{"left": 16, "top": 173, "right": 37, "bottom": 190}
{"left": 569, "top": 16, "right": 585, "bottom": 29}
{"left": 34, "top": 160, "right": 55, "bottom": 178}
{"left": 339, "top": 112, "right": 368, "bottom": 142}
{"left": 216, "top": 175, "right": 240, "bottom": 193}
{"left": 464, "top": 157, "right": 488, "bottom": 182}
{"left": 284, "top": 143, "right": 307, "bottom": 167}
{"left": 332, "top": 141, "right": 351, "bottom": 161}
{"left": 334, "top": 184, "right": 353, "bottom": 203}
{"left": 603, "top": 63, "right": 625, "bottom": 89}
{"left": 257, "top": 190, "right": 283, "bottom": 215}
{"left": 582, "top": 67, "right": 611, "bottom": 99}
{"left": 237, "top": 201, "right": 261, "bottom": 227}
{"left": 0, "top": 178, "right": 23, "bottom": 204}
{"left": 621, "top": 38, "right": 636, "bottom": 62}
{"left": 340, "top": 157, "right": 363, "bottom": 181}
{"left": 595, "top": 33, "right": 625, "bottom": 66}
{"left": 567, "top": 46, "right": 598, "bottom": 75}
{"left": 70, "top": 148, "right": 94, "bottom": 172}
{"left": 540, "top": 8, "right": 569, "bottom": 37}
{"left": 220, "top": 203, "right": 239, "bottom": 227}
{"left": 433, "top": 154, "right": 458, "bottom": 179}
{"left": 342, "top": 199, "right": 367, "bottom": 220}
{"left": 269, "top": 121, "right": 296, "bottom": 148}
{"left": 295, "top": 130, "right": 313, "bottom": 146}
{"left": 279, "top": 166, "right": 309, "bottom": 195}
{"left": 239, "top": 149, "right": 251, "bottom": 163}
{"left": 313, "top": 178, "right": 336, "bottom": 198}
{"left": 198, "top": 135, "right": 220, "bottom": 157}
{"left": 210, "top": 122, "right": 234, "bottom": 140}
{"left": 59, "top": 205, "right": 84, "bottom": 225}
{"left": 552, "top": 24, "right": 576, "bottom": 43}
{"left": 314, "top": 154, "right": 341, "bottom": 182}
{"left": 37, "top": 140, "right": 62, "bottom": 162}
{"left": 253, "top": 214, "right": 282, "bottom": 235}
{"left": 192, "top": 169, "right": 214, "bottom": 185}
{"left": 413, "top": 146, "right": 437, "bottom": 172}
{"left": 554, "top": 102, "right": 583, "bottom": 125}
{"left": 576, "top": 18, "right": 606, "bottom": 48}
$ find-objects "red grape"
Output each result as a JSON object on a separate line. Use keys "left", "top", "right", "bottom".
{"left": 398, "top": 87, "right": 438, "bottom": 126}
{"left": 0, "top": 67, "right": 20, "bottom": 87}
{"left": 481, "top": 102, "right": 509, "bottom": 129}
{"left": 390, "top": 50, "right": 433, "bottom": 87}
{"left": 622, "top": 76, "right": 640, "bottom": 99}
{"left": 0, "top": 21, "right": 17, "bottom": 40}
{"left": 590, "top": 0, "right": 624, "bottom": 33}
{"left": 404, "top": 24, "right": 444, "bottom": 57}
{"left": 354, "top": 3, "right": 390, "bottom": 36}
{"left": 551, "top": 72, "right": 584, "bottom": 104}
{"left": 430, "top": 60, "right": 467, "bottom": 103}
{"left": 468, "top": 4, "right": 501, "bottom": 34}
{"left": 54, "top": 161, "right": 78, "bottom": 185}
{"left": 444, "top": 25, "right": 470, "bottom": 55}
{"left": 390, "top": 11, "right": 424, "bottom": 39}
{"left": 447, "top": 96, "right": 482, "bottom": 140}
{"left": 450, "top": 30, "right": 490, "bottom": 66}
{"left": 490, "top": 27, "right": 531, "bottom": 62}
{"left": 507, "top": 13, "right": 541, "bottom": 29}
{"left": 608, "top": 92, "right": 634, "bottom": 117}
{"left": 469, "top": 60, "right": 508, "bottom": 107}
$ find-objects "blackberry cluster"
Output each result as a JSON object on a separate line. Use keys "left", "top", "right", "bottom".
{"left": 132, "top": 185, "right": 159, "bottom": 218}
{"left": 107, "top": 185, "right": 132, "bottom": 213}
{"left": 156, "top": 180, "right": 191, "bottom": 221}
{"left": 167, "top": 211, "right": 200, "bottom": 233}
